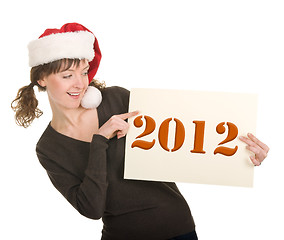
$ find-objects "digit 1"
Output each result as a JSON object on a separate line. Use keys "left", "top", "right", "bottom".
{"left": 190, "top": 121, "right": 206, "bottom": 154}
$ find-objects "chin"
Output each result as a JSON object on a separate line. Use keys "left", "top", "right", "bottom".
{"left": 70, "top": 103, "right": 82, "bottom": 109}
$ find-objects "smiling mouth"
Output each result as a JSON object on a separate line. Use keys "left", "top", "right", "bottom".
{"left": 67, "top": 92, "right": 80, "bottom": 96}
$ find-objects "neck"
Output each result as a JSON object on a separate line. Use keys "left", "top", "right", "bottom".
{"left": 50, "top": 101, "right": 85, "bottom": 131}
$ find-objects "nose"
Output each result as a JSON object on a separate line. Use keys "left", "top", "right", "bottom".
{"left": 73, "top": 73, "right": 86, "bottom": 89}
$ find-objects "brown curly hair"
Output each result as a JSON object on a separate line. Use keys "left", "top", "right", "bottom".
{"left": 11, "top": 58, "right": 105, "bottom": 128}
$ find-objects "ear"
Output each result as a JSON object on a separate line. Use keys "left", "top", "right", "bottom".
{"left": 37, "top": 78, "right": 47, "bottom": 88}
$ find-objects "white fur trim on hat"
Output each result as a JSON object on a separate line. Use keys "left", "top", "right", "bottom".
{"left": 28, "top": 31, "right": 95, "bottom": 67}
{"left": 81, "top": 86, "right": 102, "bottom": 109}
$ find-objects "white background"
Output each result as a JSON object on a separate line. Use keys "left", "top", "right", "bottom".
{"left": 1, "top": 0, "right": 283, "bottom": 239}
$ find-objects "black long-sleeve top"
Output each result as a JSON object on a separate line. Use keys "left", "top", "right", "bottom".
{"left": 36, "top": 86, "right": 195, "bottom": 240}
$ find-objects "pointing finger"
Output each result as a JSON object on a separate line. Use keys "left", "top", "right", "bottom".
{"left": 118, "top": 111, "right": 139, "bottom": 120}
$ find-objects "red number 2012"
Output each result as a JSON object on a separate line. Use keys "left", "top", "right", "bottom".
{"left": 131, "top": 115, "right": 239, "bottom": 156}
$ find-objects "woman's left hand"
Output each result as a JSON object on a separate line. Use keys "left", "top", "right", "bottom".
{"left": 239, "top": 133, "right": 269, "bottom": 166}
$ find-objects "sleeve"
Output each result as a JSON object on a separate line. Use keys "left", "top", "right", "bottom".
{"left": 99, "top": 86, "right": 130, "bottom": 124}
{"left": 36, "top": 134, "right": 109, "bottom": 220}
{"left": 117, "top": 86, "right": 130, "bottom": 112}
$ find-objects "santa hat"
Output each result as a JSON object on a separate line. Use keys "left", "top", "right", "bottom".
{"left": 28, "top": 22, "right": 102, "bottom": 109}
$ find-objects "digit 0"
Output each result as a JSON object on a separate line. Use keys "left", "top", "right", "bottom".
{"left": 158, "top": 118, "right": 185, "bottom": 152}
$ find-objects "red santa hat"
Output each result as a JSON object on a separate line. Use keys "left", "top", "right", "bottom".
{"left": 28, "top": 23, "right": 102, "bottom": 109}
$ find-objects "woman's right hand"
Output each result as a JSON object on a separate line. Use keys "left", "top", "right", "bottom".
{"left": 97, "top": 111, "right": 139, "bottom": 139}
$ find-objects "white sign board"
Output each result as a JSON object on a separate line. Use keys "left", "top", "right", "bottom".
{"left": 124, "top": 88, "right": 258, "bottom": 187}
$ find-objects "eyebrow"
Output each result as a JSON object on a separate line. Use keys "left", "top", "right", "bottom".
{"left": 61, "top": 65, "right": 89, "bottom": 72}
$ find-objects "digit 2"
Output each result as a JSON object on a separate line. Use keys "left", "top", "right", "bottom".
{"left": 131, "top": 115, "right": 156, "bottom": 150}
{"left": 214, "top": 122, "right": 238, "bottom": 156}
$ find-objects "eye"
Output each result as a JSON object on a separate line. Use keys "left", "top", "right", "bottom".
{"left": 82, "top": 71, "right": 89, "bottom": 76}
{"left": 63, "top": 74, "right": 72, "bottom": 79}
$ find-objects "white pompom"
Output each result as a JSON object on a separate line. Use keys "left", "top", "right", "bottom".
{"left": 81, "top": 86, "right": 102, "bottom": 109}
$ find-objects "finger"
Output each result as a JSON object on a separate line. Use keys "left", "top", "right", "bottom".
{"left": 246, "top": 145, "right": 261, "bottom": 156}
{"left": 117, "top": 123, "right": 129, "bottom": 135}
{"left": 240, "top": 134, "right": 269, "bottom": 161}
{"left": 111, "top": 118, "right": 130, "bottom": 139}
{"left": 101, "top": 117, "right": 129, "bottom": 139}
{"left": 247, "top": 133, "right": 269, "bottom": 152}
{"left": 117, "top": 131, "right": 126, "bottom": 139}
{"left": 117, "top": 124, "right": 130, "bottom": 139}
{"left": 246, "top": 145, "right": 266, "bottom": 162}
{"left": 250, "top": 155, "right": 261, "bottom": 166}
{"left": 112, "top": 119, "right": 129, "bottom": 133}
{"left": 117, "top": 111, "right": 139, "bottom": 120}
{"left": 239, "top": 136, "right": 258, "bottom": 148}
{"left": 108, "top": 125, "right": 127, "bottom": 139}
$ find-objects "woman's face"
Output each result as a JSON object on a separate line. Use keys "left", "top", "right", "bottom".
{"left": 38, "top": 60, "right": 89, "bottom": 110}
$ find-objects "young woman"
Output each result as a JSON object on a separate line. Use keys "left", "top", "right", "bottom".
{"left": 11, "top": 23, "right": 269, "bottom": 240}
